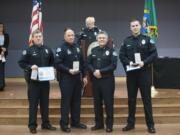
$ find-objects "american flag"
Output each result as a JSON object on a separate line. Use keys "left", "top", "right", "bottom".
{"left": 29, "top": 0, "right": 43, "bottom": 45}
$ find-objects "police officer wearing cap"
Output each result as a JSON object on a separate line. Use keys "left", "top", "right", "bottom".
{"left": 55, "top": 28, "right": 87, "bottom": 133}
{"left": 119, "top": 19, "right": 157, "bottom": 133}
{"left": 18, "top": 30, "right": 56, "bottom": 134}
{"left": 87, "top": 31, "right": 117, "bottom": 133}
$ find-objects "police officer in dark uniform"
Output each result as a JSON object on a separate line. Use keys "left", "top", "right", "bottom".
{"left": 119, "top": 19, "right": 157, "bottom": 133}
{"left": 77, "top": 16, "right": 100, "bottom": 46}
{"left": 77, "top": 17, "right": 101, "bottom": 97}
{"left": 55, "top": 28, "right": 87, "bottom": 133}
{"left": 18, "top": 30, "right": 56, "bottom": 134}
{"left": 0, "top": 22, "right": 9, "bottom": 91}
{"left": 87, "top": 31, "right": 117, "bottom": 133}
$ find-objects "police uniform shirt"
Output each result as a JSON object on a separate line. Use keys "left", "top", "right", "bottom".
{"left": 88, "top": 46, "right": 117, "bottom": 77}
{"left": 18, "top": 45, "right": 54, "bottom": 71}
{"left": 55, "top": 42, "right": 85, "bottom": 77}
{"left": 119, "top": 34, "right": 157, "bottom": 68}
{"left": 78, "top": 27, "right": 101, "bottom": 45}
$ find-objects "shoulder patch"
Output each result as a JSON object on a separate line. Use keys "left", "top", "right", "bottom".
{"left": 56, "top": 48, "right": 61, "bottom": 53}
{"left": 22, "top": 50, "right": 27, "bottom": 55}
{"left": 45, "top": 49, "right": 49, "bottom": 54}
{"left": 113, "top": 51, "right": 117, "bottom": 56}
{"left": 150, "top": 39, "right": 155, "bottom": 44}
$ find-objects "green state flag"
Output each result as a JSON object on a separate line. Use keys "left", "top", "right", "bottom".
{"left": 142, "top": 0, "right": 158, "bottom": 44}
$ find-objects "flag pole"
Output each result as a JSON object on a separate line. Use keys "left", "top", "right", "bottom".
{"left": 151, "top": 63, "right": 158, "bottom": 96}
{"left": 142, "top": 0, "right": 158, "bottom": 96}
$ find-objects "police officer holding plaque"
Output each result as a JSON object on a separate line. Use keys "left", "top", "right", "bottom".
{"left": 119, "top": 19, "right": 158, "bottom": 134}
{"left": 55, "top": 28, "right": 87, "bottom": 133}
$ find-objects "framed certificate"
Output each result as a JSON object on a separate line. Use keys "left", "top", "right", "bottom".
{"left": 38, "top": 67, "right": 55, "bottom": 81}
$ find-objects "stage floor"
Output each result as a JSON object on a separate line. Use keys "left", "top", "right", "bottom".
{"left": 1, "top": 77, "right": 180, "bottom": 99}
{"left": 0, "top": 124, "right": 180, "bottom": 135}
{"left": 0, "top": 77, "right": 180, "bottom": 134}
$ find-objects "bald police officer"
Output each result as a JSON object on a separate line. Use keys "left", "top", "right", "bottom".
{"left": 77, "top": 16, "right": 101, "bottom": 46}
{"left": 55, "top": 28, "right": 87, "bottom": 133}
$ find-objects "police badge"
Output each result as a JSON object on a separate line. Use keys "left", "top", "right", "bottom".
{"left": 105, "top": 50, "right": 110, "bottom": 56}
{"left": 141, "top": 39, "right": 146, "bottom": 45}
{"left": 45, "top": 49, "right": 49, "bottom": 54}
{"left": 22, "top": 50, "right": 27, "bottom": 55}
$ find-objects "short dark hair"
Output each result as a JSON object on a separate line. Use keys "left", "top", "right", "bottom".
{"left": 64, "top": 27, "right": 74, "bottom": 34}
{"left": 130, "top": 19, "right": 141, "bottom": 25}
{"left": 0, "top": 22, "right": 5, "bottom": 34}
{"left": 96, "top": 31, "right": 109, "bottom": 39}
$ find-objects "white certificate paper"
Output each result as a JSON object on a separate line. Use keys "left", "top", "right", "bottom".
{"left": 0, "top": 35, "right": 4, "bottom": 46}
{"left": 73, "top": 61, "right": 79, "bottom": 71}
{"left": 38, "top": 67, "right": 55, "bottom": 81}
{"left": 31, "top": 69, "right": 38, "bottom": 80}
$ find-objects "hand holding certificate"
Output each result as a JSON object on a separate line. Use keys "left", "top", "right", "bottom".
{"left": 126, "top": 53, "right": 143, "bottom": 72}
{"left": 69, "top": 61, "right": 80, "bottom": 75}
{"left": 73, "top": 61, "right": 79, "bottom": 71}
{"left": 134, "top": 53, "right": 141, "bottom": 64}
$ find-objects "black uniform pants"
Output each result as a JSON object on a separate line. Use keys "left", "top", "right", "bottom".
{"left": 0, "top": 62, "right": 5, "bottom": 89}
{"left": 59, "top": 74, "right": 82, "bottom": 126}
{"left": 28, "top": 81, "right": 50, "bottom": 128}
{"left": 92, "top": 76, "right": 115, "bottom": 128}
{"left": 126, "top": 68, "right": 154, "bottom": 128}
